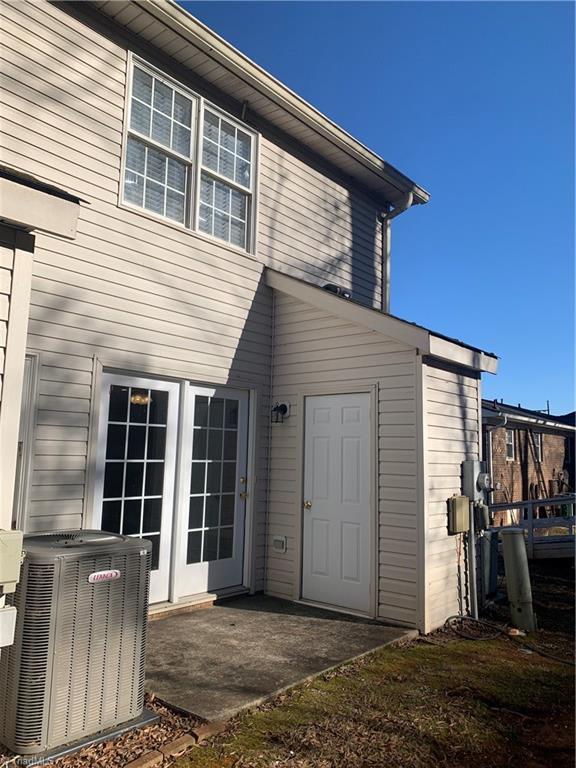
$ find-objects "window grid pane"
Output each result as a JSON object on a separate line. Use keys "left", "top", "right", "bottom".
{"left": 201, "top": 109, "right": 252, "bottom": 190}
{"left": 199, "top": 171, "right": 247, "bottom": 248}
{"left": 101, "top": 385, "right": 169, "bottom": 572}
{"left": 124, "top": 137, "right": 187, "bottom": 224}
{"left": 131, "top": 66, "right": 194, "bottom": 159}
{"left": 186, "top": 395, "right": 240, "bottom": 564}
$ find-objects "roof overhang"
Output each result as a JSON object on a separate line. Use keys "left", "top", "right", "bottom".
{"left": 482, "top": 403, "right": 576, "bottom": 432}
{"left": 266, "top": 269, "right": 498, "bottom": 374}
{"left": 87, "top": 0, "right": 429, "bottom": 208}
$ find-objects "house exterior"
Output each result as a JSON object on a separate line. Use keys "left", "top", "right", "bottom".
{"left": 483, "top": 401, "right": 575, "bottom": 519}
{"left": 0, "top": 0, "right": 497, "bottom": 633}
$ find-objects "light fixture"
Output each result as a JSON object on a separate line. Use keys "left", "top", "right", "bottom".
{"left": 130, "top": 392, "right": 151, "bottom": 406}
{"left": 271, "top": 402, "right": 290, "bottom": 423}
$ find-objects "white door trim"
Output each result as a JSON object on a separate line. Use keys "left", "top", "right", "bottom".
{"left": 292, "top": 385, "right": 378, "bottom": 618}
{"left": 173, "top": 384, "right": 249, "bottom": 600}
{"left": 12, "top": 352, "right": 40, "bottom": 531}
{"left": 92, "top": 372, "right": 180, "bottom": 604}
{"left": 300, "top": 390, "right": 375, "bottom": 616}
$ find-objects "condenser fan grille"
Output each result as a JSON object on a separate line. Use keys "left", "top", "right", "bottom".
{"left": 0, "top": 532, "right": 151, "bottom": 754}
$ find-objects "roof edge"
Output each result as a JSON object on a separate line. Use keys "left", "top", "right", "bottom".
{"left": 265, "top": 269, "right": 497, "bottom": 374}
{"left": 134, "top": 0, "right": 430, "bottom": 205}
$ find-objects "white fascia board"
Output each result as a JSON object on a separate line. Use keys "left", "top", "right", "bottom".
{"left": 428, "top": 335, "right": 498, "bottom": 374}
{"left": 265, "top": 270, "right": 430, "bottom": 351}
{"left": 0, "top": 178, "right": 79, "bottom": 239}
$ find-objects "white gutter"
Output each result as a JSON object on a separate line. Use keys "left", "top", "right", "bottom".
{"left": 482, "top": 407, "right": 575, "bottom": 432}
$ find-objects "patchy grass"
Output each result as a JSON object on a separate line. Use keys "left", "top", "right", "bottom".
{"left": 176, "top": 635, "right": 574, "bottom": 768}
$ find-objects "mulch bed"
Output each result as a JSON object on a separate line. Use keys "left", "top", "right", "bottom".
{"left": 0, "top": 695, "right": 202, "bottom": 768}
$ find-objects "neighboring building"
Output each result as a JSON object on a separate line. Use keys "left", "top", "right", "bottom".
{"left": 483, "top": 400, "right": 575, "bottom": 513}
{"left": 0, "top": 0, "right": 498, "bottom": 633}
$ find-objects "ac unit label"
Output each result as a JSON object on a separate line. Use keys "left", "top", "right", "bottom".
{"left": 88, "top": 569, "right": 121, "bottom": 584}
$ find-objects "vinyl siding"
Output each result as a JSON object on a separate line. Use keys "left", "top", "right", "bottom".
{"left": 0, "top": 1, "right": 273, "bottom": 590}
{"left": 0, "top": 0, "right": 385, "bottom": 589}
{"left": 0, "top": 0, "right": 383, "bottom": 307}
{"left": 268, "top": 292, "right": 419, "bottom": 627}
{"left": 423, "top": 362, "right": 481, "bottom": 632}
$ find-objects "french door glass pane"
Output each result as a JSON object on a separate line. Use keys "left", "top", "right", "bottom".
{"left": 100, "top": 384, "right": 170, "bottom": 571}
{"left": 187, "top": 393, "right": 241, "bottom": 564}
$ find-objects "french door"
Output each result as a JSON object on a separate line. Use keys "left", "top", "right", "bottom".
{"left": 93, "top": 374, "right": 179, "bottom": 604}
{"left": 174, "top": 386, "right": 248, "bottom": 598}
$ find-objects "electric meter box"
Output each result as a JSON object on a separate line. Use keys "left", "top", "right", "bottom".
{"left": 447, "top": 495, "right": 469, "bottom": 535}
{"left": 0, "top": 530, "right": 23, "bottom": 593}
{"left": 461, "top": 460, "right": 490, "bottom": 502}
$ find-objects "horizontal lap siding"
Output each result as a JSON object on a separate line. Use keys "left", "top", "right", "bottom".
{"left": 258, "top": 140, "right": 383, "bottom": 309}
{"left": 1, "top": 2, "right": 272, "bottom": 565}
{"left": 424, "top": 364, "right": 480, "bottom": 631}
{"left": 269, "top": 293, "right": 418, "bottom": 626}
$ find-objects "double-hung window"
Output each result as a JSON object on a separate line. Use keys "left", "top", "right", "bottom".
{"left": 122, "top": 59, "right": 256, "bottom": 251}
{"left": 505, "top": 429, "right": 515, "bottom": 461}
{"left": 533, "top": 432, "right": 542, "bottom": 463}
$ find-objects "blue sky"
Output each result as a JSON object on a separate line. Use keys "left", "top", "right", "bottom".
{"left": 182, "top": 1, "right": 575, "bottom": 414}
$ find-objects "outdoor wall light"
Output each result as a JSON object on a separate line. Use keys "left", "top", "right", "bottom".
{"left": 130, "top": 392, "right": 151, "bottom": 406}
{"left": 271, "top": 402, "right": 290, "bottom": 423}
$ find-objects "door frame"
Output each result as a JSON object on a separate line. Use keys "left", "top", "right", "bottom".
{"left": 12, "top": 352, "right": 40, "bottom": 531}
{"left": 294, "top": 384, "right": 378, "bottom": 619}
{"left": 171, "top": 383, "right": 250, "bottom": 601}
{"left": 91, "top": 371, "right": 180, "bottom": 604}
{"left": 86, "top": 360, "right": 257, "bottom": 604}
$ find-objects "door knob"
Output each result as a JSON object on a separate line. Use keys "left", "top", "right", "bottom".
{"left": 239, "top": 491, "right": 249, "bottom": 500}
{"left": 303, "top": 500, "right": 312, "bottom": 510}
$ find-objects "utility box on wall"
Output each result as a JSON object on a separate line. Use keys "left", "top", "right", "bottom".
{"left": 447, "top": 495, "right": 469, "bottom": 535}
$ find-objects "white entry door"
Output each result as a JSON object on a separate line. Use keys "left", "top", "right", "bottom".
{"left": 93, "top": 374, "right": 179, "bottom": 604}
{"left": 302, "top": 393, "right": 371, "bottom": 614}
{"left": 174, "top": 386, "right": 248, "bottom": 598}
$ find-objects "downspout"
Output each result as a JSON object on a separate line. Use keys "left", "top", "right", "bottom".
{"left": 380, "top": 191, "right": 414, "bottom": 313}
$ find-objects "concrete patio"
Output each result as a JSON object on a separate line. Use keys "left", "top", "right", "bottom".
{"left": 145, "top": 595, "right": 416, "bottom": 721}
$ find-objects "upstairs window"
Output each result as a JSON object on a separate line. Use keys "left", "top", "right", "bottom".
{"left": 533, "top": 432, "right": 542, "bottom": 463}
{"left": 122, "top": 59, "right": 256, "bottom": 250}
{"left": 505, "top": 429, "right": 515, "bottom": 460}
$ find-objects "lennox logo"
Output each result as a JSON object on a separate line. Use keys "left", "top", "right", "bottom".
{"left": 88, "top": 569, "right": 121, "bottom": 584}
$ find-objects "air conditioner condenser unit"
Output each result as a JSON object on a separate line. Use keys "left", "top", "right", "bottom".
{"left": 0, "top": 530, "right": 151, "bottom": 756}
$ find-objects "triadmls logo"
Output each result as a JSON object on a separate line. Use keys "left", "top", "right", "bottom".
{"left": 88, "top": 569, "right": 121, "bottom": 584}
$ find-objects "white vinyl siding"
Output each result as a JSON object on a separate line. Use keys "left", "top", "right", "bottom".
{"left": 0, "top": 2, "right": 272, "bottom": 588}
{"left": 268, "top": 292, "right": 419, "bottom": 627}
{"left": 423, "top": 362, "right": 481, "bottom": 632}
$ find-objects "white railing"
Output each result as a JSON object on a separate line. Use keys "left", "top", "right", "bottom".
{"left": 489, "top": 494, "right": 575, "bottom": 558}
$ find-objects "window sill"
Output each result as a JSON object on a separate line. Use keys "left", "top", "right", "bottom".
{"left": 117, "top": 199, "right": 258, "bottom": 261}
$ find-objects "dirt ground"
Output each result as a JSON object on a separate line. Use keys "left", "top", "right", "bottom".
{"left": 0, "top": 560, "right": 573, "bottom": 768}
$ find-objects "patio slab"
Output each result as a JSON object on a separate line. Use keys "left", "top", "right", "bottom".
{"left": 145, "top": 594, "right": 416, "bottom": 721}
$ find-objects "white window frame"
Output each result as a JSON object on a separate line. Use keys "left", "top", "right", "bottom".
{"left": 533, "top": 432, "right": 542, "bottom": 463}
{"left": 505, "top": 429, "right": 515, "bottom": 461}
{"left": 120, "top": 54, "right": 258, "bottom": 253}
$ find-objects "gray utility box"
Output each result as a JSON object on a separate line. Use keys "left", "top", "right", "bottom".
{"left": 0, "top": 531, "right": 151, "bottom": 755}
